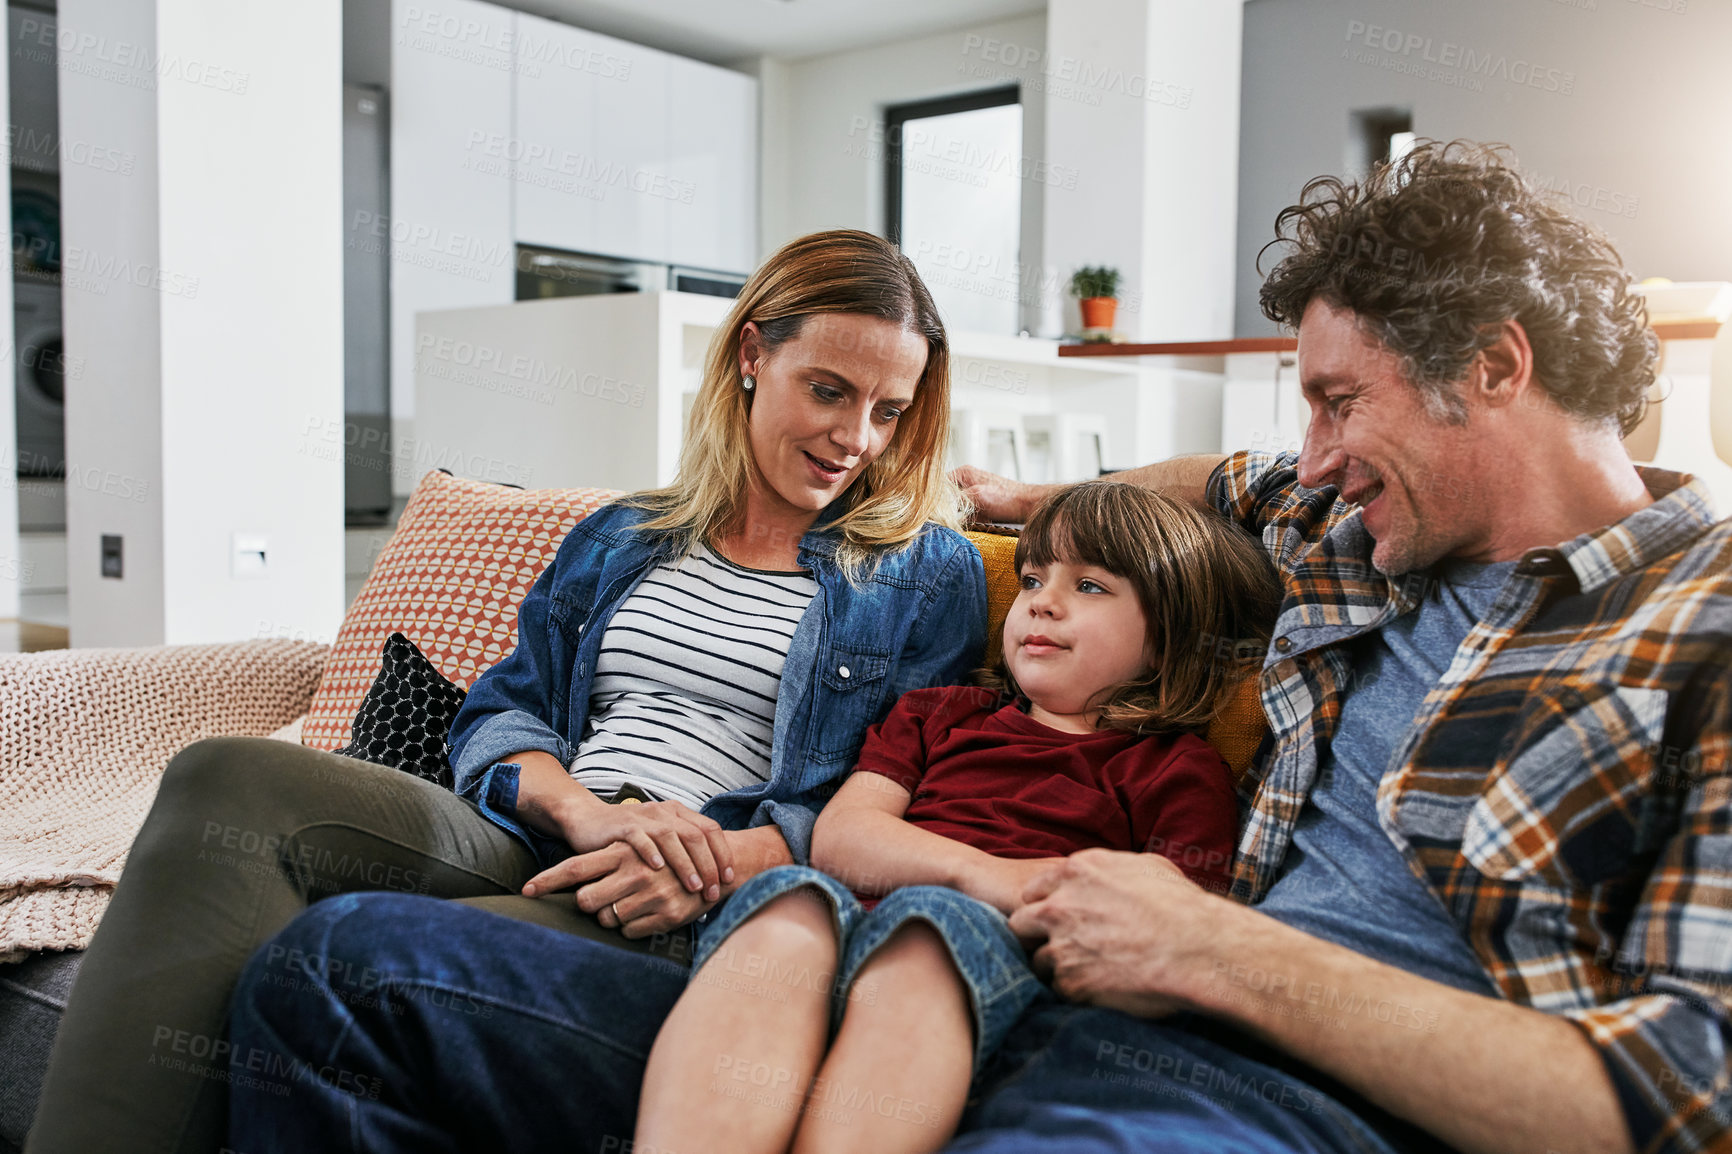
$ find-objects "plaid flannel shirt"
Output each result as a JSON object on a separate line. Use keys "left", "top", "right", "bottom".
{"left": 1209, "top": 450, "right": 1732, "bottom": 1154}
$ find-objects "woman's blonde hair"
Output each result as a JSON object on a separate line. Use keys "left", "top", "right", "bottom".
{"left": 979, "top": 481, "right": 1282, "bottom": 735}
{"left": 624, "top": 229, "right": 962, "bottom": 575}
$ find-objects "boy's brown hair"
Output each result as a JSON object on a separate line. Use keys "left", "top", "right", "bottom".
{"left": 979, "top": 480, "right": 1282, "bottom": 735}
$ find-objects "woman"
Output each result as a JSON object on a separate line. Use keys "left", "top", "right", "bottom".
{"left": 27, "top": 229, "right": 985, "bottom": 1154}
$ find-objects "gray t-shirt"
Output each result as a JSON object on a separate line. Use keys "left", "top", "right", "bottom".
{"left": 1252, "top": 556, "right": 1519, "bottom": 995}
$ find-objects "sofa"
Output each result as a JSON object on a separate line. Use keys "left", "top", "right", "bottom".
{"left": 0, "top": 468, "right": 1270, "bottom": 1150}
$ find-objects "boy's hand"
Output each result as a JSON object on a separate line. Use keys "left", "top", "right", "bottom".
{"left": 554, "top": 794, "right": 733, "bottom": 900}
{"left": 522, "top": 841, "right": 717, "bottom": 937}
{"left": 1011, "top": 848, "right": 1216, "bottom": 1018}
{"left": 967, "top": 854, "right": 1068, "bottom": 915}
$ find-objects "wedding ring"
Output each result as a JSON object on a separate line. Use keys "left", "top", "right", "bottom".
{"left": 610, "top": 901, "right": 621, "bottom": 923}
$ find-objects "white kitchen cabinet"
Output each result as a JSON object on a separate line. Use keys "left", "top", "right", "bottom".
{"left": 509, "top": 10, "right": 757, "bottom": 272}
{"left": 667, "top": 56, "right": 758, "bottom": 273}
{"left": 514, "top": 14, "right": 670, "bottom": 263}
{"left": 593, "top": 43, "right": 671, "bottom": 264}
{"left": 389, "top": 0, "right": 516, "bottom": 485}
{"left": 511, "top": 10, "right": 601, "bottom": 259}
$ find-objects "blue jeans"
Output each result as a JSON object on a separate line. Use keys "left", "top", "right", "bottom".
{"left": 227, "top": 892, "right": 691, "bottom": 1153}
{"left": 228, "top": 893, "right": 1441, "bottom": 1153}
{"left": 953, "top": 1002, "right": 1455, "bottom": 1153}
{"left": 693, "top": 865, "right": 1041, "bottom": 1076}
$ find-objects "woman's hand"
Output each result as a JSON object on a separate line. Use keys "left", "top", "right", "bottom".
{"left": 524, "top": 842, "right": 716, "bottom": 938}
{"left": 555, "top": 796, "right": 734, "bottom": 901}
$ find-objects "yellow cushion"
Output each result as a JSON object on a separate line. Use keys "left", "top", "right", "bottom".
{"left": 962, "top": 531, "right": 1022, "bottom": 668}
{"left": 961, "top": 530, "right": 1268, "bottom": 782}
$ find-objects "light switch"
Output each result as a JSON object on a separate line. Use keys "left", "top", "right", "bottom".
{"left": 100, "top": 534, "right": 123, "bottom": 579}
{"left": 232, "top": 533, "right": 269, "bottom": 579}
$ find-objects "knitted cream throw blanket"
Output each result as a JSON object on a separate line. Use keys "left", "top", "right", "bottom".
{"left": 0, "top": 639, "right": 329, "bottom": 959}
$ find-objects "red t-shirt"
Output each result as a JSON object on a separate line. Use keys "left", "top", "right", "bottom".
{"left": 852, "top": 685, "right": 1237, "bottom": 893}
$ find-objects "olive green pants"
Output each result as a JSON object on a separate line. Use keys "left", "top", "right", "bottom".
{"left": 26, "top": 736, "right": 676, "bottom": 1154}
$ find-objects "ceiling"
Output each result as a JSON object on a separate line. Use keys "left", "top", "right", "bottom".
{"left": 507, "top": 0, "right": 1049, "bottom": 65}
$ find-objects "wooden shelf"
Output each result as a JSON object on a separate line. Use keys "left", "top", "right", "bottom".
{"left": 1654, "top": 320, "right": 1724, "bottom": 341}
{"left": 1058, "top": 320, "right": 1722, "bottom": 358}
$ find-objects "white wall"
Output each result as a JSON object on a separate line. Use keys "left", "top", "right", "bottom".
{"left": 762, "top": 12, "right": 1050, "bottom": 332}
{"left": 1236, "top": 0, "right": 1732, "bottom": 335}
{"left": 60, "top": 0, "right": 345, "bottom": 646}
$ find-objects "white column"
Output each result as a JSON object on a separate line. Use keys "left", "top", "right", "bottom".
{"left": 1041, "top": 0, "right": 1148, "bottom": 338}
{"left": 1042, "top": 0, "right": 1242, "bottom": 341}
{"left": 751, "top": 54, "right": 793, "bottom": 261}
{"left": 1139, "top": 0, "right": 1241, "bottom": 341}
{"left": 59, "top": 0, "right": 345, "bottom": 646}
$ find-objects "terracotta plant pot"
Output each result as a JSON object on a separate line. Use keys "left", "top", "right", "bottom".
{"left": 1079, "top": 296, "right": 1117, "bottom": 330}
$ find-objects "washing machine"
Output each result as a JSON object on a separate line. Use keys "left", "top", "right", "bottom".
{"left": 14, "top": 278, "right": 65, "bottom": 477}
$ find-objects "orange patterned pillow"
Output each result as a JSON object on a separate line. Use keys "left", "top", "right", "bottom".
{"left": 301, "top": 470, "right": 621, "bottom": 750}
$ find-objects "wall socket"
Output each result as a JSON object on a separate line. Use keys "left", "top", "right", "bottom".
{"left": 100, "top": 534, "right": 123, "bottom": 579}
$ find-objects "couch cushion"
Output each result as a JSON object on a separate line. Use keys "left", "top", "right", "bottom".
{"left": 302, "top": 470, "right": 620, "bottom": 750}
{"left": 0, "top": 949, "right": 83, "bottom": 1150}
{"left": 1206, "top": 674, "right": 1269, "bottom": 782}
{"left": 334, "top": 632, "right": 469, "bottom": 787}
{"left": 962, "top": 530, "right": 1020, "bottom": 668}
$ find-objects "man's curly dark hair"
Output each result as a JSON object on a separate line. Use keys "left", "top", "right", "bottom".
{"left": 1257, "top": 140, "right": 1657, "bottom": 435}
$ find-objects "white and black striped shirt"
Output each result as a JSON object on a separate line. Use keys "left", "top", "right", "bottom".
{"left": 568, "top": 543, "right": 819, "bottom": 810}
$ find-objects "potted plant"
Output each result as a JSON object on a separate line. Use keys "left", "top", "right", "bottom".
{"left": 1069, "top": 265, "right": 1121, "bottom": 333}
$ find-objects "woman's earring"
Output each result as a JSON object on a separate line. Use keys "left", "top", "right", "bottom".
{"left": 742, "top": 374, "right": 756, "bottom": 391}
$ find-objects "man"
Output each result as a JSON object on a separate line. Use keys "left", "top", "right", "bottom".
{"left": 952, "top": 140, "right": 1731, "bottom": 1154}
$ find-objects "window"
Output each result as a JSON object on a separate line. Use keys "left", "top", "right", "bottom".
{"left": 885, "top": 86, "right": 1022, "bottom": 334}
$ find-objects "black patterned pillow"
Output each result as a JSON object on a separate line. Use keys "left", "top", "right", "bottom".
{"left": 334, "top": 631, "right": 466, "bottom": 788}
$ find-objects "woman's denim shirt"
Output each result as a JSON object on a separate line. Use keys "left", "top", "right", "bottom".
{"left": 447, "top": 500, "right": 987, "bottom": 868}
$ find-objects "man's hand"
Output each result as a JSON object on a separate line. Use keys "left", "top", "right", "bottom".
{"left": 522, "top": 841, "right": 715, "bottom": 938}
{"left": 552, "top": 796, "right": 734, "bottom": 902}
{"left": 951, "top": 465, "right": 1053, "bottom": 525}
{"left": 1010, "top": 848, "right": 1227, "bottom": 1019}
